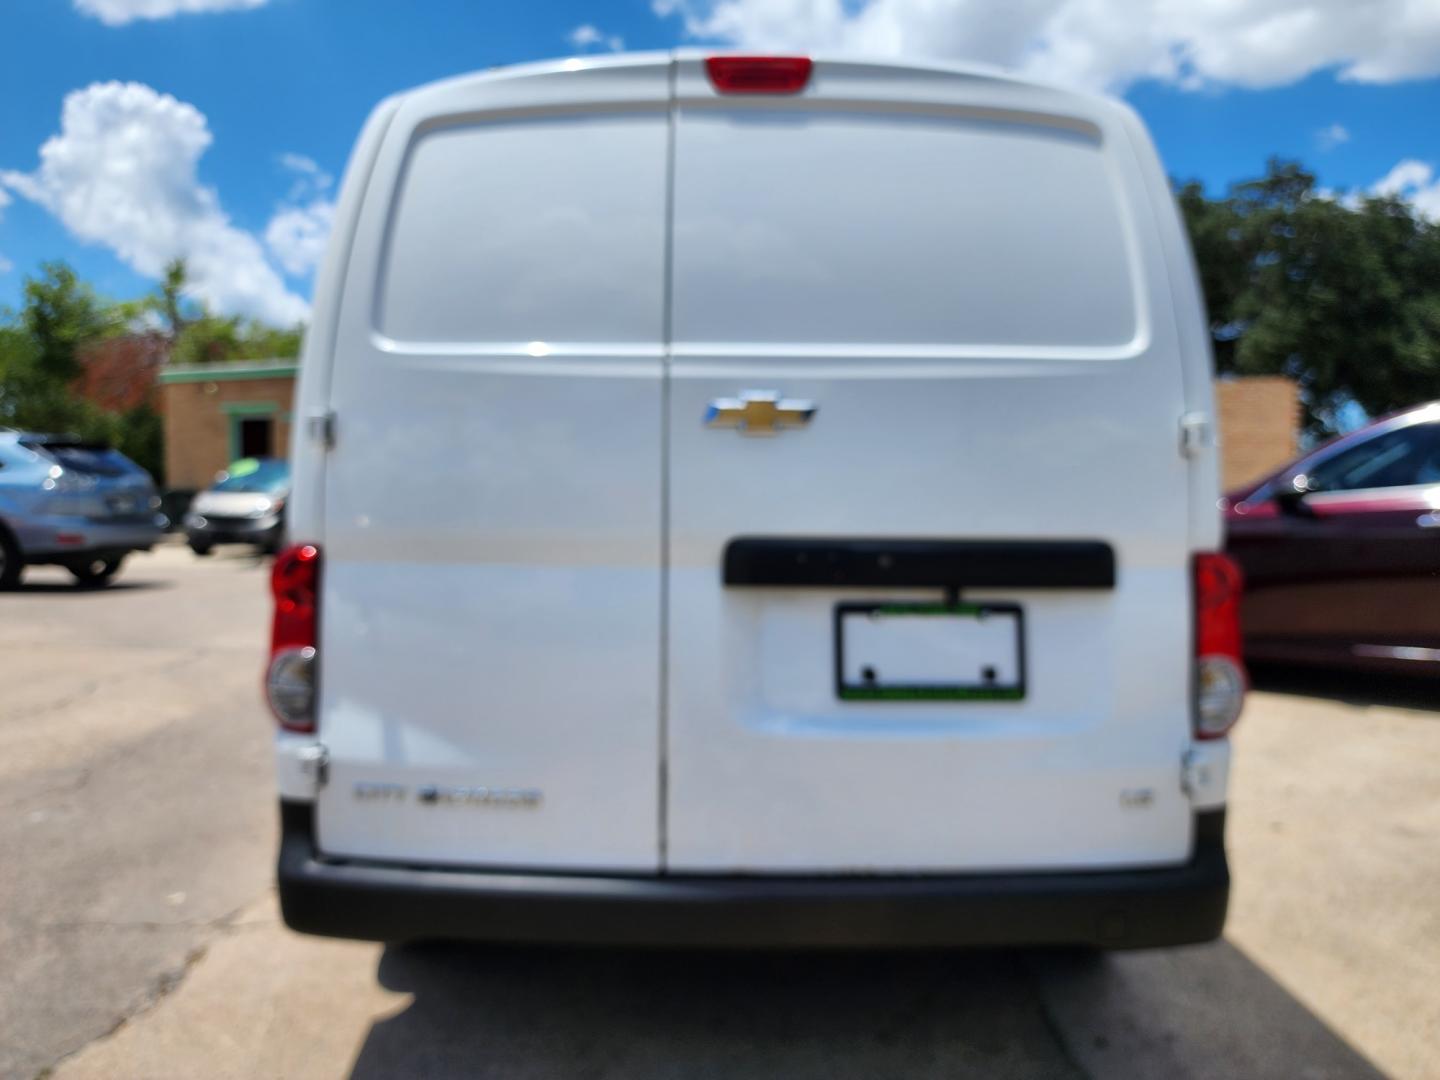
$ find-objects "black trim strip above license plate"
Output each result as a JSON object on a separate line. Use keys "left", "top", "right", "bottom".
{"left": 835, "top": 602, "right": 1026, "bottom": 702}
{"left": 725, "top": 538, "right": 1114, "bottom": 590}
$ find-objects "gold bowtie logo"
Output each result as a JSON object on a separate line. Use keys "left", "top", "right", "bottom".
{"left": 705, "top": 391, "right": 817, "bottom": 436}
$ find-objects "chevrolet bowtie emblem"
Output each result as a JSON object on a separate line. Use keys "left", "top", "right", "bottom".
{"left": 705, "top": 390, "right": 817, "bottom": 436}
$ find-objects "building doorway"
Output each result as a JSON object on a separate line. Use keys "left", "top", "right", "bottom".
{"left": 237, "top": 416, "right": 274, "bottom": 459}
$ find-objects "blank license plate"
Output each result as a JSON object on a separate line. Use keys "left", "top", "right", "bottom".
{"left": 835, "top": 603, "right": 1025, "bottom": 701}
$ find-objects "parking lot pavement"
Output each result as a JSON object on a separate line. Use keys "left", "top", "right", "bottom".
{"left": 3, "top": 545, "right": 1436, "bottom": 1080}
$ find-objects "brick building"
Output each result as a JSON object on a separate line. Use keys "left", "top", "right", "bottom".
{"left": 1214, "top": 376, "right": 1301, "bottom": 491}
{"left": 157, "top": 359, "right": 297, "bottom": 492}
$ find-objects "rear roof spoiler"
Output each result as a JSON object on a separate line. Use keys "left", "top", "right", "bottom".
{"left": 18, "top": 433, "right": 112, "bottom": 450}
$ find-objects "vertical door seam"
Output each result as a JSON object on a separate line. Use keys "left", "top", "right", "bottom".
{"left": 657, "top": 54, "right": 679, "bottom": 871}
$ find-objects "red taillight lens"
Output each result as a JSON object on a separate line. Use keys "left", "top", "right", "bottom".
{"left": 1193, "top": 552, "right": 1245, "bottom": 739}
{"left": 272, "top": 543, "right": 319, "bottom": 649}
{"left": 268, "top": 543, "right": 320, "bottom": 732}
{"left": 705, "top": 56, "right": 812, "bottom": 94}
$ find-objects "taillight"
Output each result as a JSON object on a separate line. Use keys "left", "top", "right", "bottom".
{"left": 268, "top": 543, "right": 319, "bottom": 732}
{"left": 1193, "top": 552, "right": 1245, "bottom": 739}
{"left": 705, "top": 56, "right": 812, "bottom": 94}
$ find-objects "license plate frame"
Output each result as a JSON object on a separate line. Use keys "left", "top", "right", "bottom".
{"left": 834, "top": 602, "right": 1026, "bottom": 702}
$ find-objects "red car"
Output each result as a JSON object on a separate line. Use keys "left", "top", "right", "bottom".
{"left": 1223, "top": 401, "right": 1440, "bottom": 676}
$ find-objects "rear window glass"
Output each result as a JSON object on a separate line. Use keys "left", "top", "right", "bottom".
{"left": 671, "top": 111, "right": 1138, "bottom": 348}
{"left": 212, "top": 458, "right": 289, "bottom": 494}
{"left": 378, "top": 114, "right": 667, "bottom": 345}
{"left": 23, "top": 442, "right": 138, "bottom": 478}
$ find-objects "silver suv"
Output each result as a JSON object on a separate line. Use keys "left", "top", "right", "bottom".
{"left": 0, "top": 431, "right": 166, "bottom": 589}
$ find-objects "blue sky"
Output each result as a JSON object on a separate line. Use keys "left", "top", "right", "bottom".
{"left": 2, "top": 0, "right": 1439, "bottom": 322}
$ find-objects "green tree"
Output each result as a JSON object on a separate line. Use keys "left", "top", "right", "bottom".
{"left": 20, "top": 261, "right": 118, "bottom": 383}
{"left": 1178, "top": 159, "right": 1440, "bottom": 433}
{"left": 0, "top": 263, "right": 121, "bottom": 433}
{"left": 171, "top": 314, "right": 302, "bottom": 364}
{"left": 154, "top": 258, "right": 302, "bottom": 364}
{"left": 156, "top": 257, "right": 192, "bottom": 343}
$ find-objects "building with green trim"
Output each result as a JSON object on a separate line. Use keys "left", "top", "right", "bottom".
{"left": 157, "top": 359, "right": 298, "bottom": 492}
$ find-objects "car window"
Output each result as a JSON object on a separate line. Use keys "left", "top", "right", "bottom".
{"left": 21, "top": 441, "right": 139, "bottom": 478}
{"left": 212, "top": 458, "right": 290, "bottom": 494}
{"left": 1301, "top": 422, "right": 1440, "bottom": 493}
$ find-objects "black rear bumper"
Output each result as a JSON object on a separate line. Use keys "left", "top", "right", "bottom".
{"left": 278, "top": 803, "right": 1228, "bottom": 949}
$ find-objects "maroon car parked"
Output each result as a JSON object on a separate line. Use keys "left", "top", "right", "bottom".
{"left": 1224, "top": 401, "right": 1440, "bottom": 677}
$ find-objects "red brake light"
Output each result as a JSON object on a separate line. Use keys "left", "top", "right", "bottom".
{"left": 706, "top": 56, "right": 812, "bottom": 94}
{"left": 268, "top": 543, "right": 320, "bottom": 732}
{"left": 1193, "top": 553, "right": 1245, "bottom": 739}
{"left": 271, "top": 543, "right": 319, "bottom": 651}
{"left": 1195, "top": 553, "right": 1242, "bottom": 658}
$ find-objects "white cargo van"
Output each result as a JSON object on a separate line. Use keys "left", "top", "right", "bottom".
{"left": 271, "top": 52, "right": 1243, "bottom": 948}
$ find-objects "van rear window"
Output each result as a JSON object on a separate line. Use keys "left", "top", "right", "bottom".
{"left": 378, "top": 114, "right": 667, "bottom": 346}
{"left": 671, "top": 112, "right": 1139, "bottom": 350}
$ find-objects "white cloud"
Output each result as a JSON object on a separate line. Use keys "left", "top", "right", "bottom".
{"left": 279, "top": 152, "right": 333, "bottom": 193}
{"left": 73, "top": 0, "right": 268, "bottom": 26}
{"left": 1316, "top": 122, "right": 1350, "bottom": 151}
{"left": 654, "top": 0, "right": 1440, "bottom": 91}
{"left": 0, "top": 187, "right": 9, "bottom": 274}
{"left": 569, "top": 23, "right": 625, "bottom": 51}
{"left": 280, "top": 152, "right": 329, "bottom": 180}
{"left": 265, "top": 199, "right": 334, "bottom": 277}
{"left": 1370, "top": 159, "right": 1440, "bottom": 221}
{"left": 0, "top": 82, "right": 308, "bottom": 325}
{"left": 263, "top": 151, "right": 336, "bottom": 277}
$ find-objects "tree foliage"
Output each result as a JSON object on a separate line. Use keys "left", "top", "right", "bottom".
{"left": 150, "top": 257, "right": 304, "bottom": 365}
{"left": 170, "top": 315, "right": 303, "bottom": 366}
{"left": 1178, "top": 159, "right": 1440, "bottom": 433}
{"left": 0, "top": 262, "right": 123, "bottom": 436}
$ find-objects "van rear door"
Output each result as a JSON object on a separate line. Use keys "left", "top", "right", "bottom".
{"left": 664, "top": 59, "right": 1197, "bottom": 872}
{"left": 314, "top": 62, "right": 669, "bottom": 870}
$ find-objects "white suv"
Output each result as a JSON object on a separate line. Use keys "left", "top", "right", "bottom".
{"left": 269, "top": 53, "right": 1243, "bottom": 949}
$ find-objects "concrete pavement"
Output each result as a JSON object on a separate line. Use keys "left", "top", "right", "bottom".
{"left": 2, "top": 544, "right": 1436, "bottom": 1079}
{"left": 0, "top": 545, "right": 276, "bottom": 1080}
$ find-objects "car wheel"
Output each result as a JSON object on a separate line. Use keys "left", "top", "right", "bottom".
{"left": 70, "top": 555, "right": 124, "bottom": 588}
{"left": 189, "top": 541, "right": 213, "bottom": 557}
{"left": 0, "top": 528, "right": 23, "bottom": 590}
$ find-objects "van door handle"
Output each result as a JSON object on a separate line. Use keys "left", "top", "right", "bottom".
{"left": 705, "top": 390, "right": 816, "bottom": 436}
